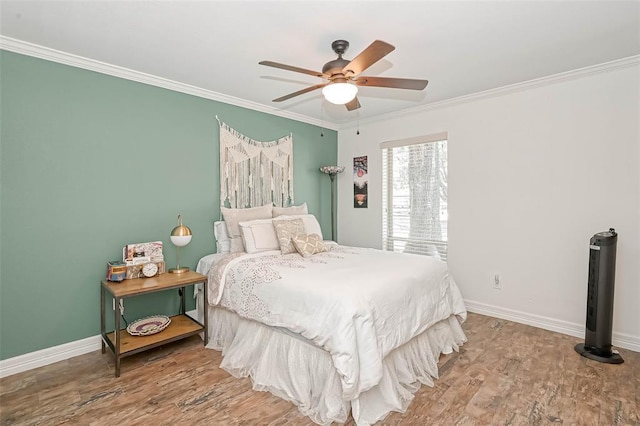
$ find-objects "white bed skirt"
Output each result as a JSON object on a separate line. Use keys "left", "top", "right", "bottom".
{"left": 196, "top": 294, "right": 467, "bottom": 425}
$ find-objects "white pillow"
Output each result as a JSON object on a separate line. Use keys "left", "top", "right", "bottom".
{"left": 213, "top": 221, "right": 230, "bottom": 254}
{"left": 221, "top": 204, "right": 273, "bottom": 238}
{"left": 273, "top": 203, "right": 308, "bottom": 217}
{"left": 273, "top": 214, "right": 323, "bottom": 240}
{"left": 221, "top": 204, "right": 273, "bottom": 252}
{"left": 239, "top": 219, "right": 280, "bottom": 254}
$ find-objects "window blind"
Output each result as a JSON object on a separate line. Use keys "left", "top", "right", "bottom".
{"left": 382, "top": 136, "right": 448, "bottom": 260}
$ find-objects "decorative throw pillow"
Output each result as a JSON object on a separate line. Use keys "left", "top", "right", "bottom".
{"left": 273, "top": 218, "right": 305, "bottom": 255}
{"left": 273, "top": 214, "right": 324, "bottom": 240}
{"left": 273, "top": 202, "right": 308, "bottom": 217}
{"left": 220, "top": 204, "right": 273, "bottom": 252}
{"left": 292, "top": 233, "right": 327, "bottom": 257}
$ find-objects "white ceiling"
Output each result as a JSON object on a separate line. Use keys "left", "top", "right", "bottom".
{"left": 1, "top": 1, "right": 639, "bottom": 126}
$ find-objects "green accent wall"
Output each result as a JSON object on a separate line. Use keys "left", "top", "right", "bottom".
{"left": 0, "top": 51, "right": 337, "bottom": 360}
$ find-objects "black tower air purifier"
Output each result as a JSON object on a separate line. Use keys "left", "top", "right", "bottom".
{"left": 574, "top": 228, "right": 623, "bottom": 364}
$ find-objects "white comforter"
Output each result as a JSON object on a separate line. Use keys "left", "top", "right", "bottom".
{"left": 207, "top": 245, "right": 466, "bottom": 401}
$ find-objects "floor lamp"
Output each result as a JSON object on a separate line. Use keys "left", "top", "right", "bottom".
{"left": 320, "top": 166, "right": 345, "bottom": 241}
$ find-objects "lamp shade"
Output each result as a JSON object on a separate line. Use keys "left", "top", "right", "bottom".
{"left": 322, "top": 82, "right": 358, "bottom": 105}
{"left": 319, "top": 165, "right": 345, "bottom": 175}
{"left": 170, "top": 234, "right": 192, "bottom": 247}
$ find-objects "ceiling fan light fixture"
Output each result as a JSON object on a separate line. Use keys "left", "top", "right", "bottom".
{"left": 260, "top": 39, "right": 427, "bottom": 111}
{"left": 322, "top": 82, "right": 358, "bottom": 105}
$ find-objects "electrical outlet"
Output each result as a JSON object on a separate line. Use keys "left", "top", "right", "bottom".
{"left": 493, "top": 274, "right": 501, "bottom": 289}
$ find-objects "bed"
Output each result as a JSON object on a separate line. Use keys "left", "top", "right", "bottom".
{"left": 194, "top": 208, "right": 467, "bottom": 425}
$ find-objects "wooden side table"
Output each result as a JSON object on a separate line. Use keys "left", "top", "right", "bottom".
{"left": 100, "top": 270, "right": 208, "bottom": 377}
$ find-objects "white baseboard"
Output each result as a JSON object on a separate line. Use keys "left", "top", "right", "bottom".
{"left": 464, "top": 299, "right": 640, "bottom": 353}
{"left": 2, "top": 305, "right": 637, "bottom": 378}
{"left": 0, "top": 310, "right": 201, "bottom": 379}
{"left": 0, "top": 335, "right": 102, "bottom": 378}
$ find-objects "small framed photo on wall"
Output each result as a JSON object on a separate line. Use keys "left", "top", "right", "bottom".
{"left": 354, "top": 156, "right": 368, "bottom": 208}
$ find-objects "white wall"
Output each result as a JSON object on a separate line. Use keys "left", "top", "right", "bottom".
{"left": 337, "top": 61, "right": 639, "bottom": 349}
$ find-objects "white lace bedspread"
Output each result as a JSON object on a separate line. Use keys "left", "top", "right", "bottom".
{"left": 207, "top": 245, "right": 467, "bottom": 401}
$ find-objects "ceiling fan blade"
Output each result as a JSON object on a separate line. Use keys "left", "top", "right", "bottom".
{"left": 345, "top": 97, "right": 361, "bottom": 111}
{"left": 354, "top": 76, "right": 429, "bottom": 90}
{"left": 272, "top": 83, "right": 327, "bottom": 102}
{"left": 342, "top": 40, "right": 395, "bottom": 77}
{"left": 259, "top": 61, "right": 327, "bottom": 78}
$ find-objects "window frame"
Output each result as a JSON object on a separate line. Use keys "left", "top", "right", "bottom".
{"left": 380, "top": 132, "right": 448, "bottom": 260}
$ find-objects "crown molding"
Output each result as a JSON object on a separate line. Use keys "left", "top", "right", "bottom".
{"left": 3, "top": 35, "right": 636, "bottom": 134}
{"left": 340, "top": 55, "right": 640, "bottom": 130}
{"left": 0, "top": 36, "right": 339, "bottom": 131}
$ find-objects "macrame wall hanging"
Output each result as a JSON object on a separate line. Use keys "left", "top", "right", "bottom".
{"left": 217, "top": 117, "right": 294, "bottom": 208}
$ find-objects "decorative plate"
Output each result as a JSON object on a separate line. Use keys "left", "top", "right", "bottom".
{"left": 126, "top": 315, "right": 171, "bottom": 336}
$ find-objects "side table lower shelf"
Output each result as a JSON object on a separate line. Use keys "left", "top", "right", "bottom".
{"left": 104, "top": 314, "right": 203, "bottom": 354}
{"left": 102, "top": 314, "right": 204, "bottom": 376}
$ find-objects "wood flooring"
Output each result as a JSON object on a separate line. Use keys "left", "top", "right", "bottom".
{"left": 1, "top": 313, "right": 638, "bottom": 425}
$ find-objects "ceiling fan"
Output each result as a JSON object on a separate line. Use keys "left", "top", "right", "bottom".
{"left": 259, "top": 40, "right": 428, "bottom": 111}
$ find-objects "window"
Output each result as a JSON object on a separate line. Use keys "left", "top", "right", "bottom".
{"left": 381, "top": 133, "right": 448, "bottom": 260}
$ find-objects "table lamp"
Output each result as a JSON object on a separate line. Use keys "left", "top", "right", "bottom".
{"left": 169, "top": 214, "right": 192, "bottom": 274}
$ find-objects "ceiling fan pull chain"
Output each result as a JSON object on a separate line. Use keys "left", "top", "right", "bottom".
{"left": 320, "top": 102, "right": 325, "bottom": 137}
